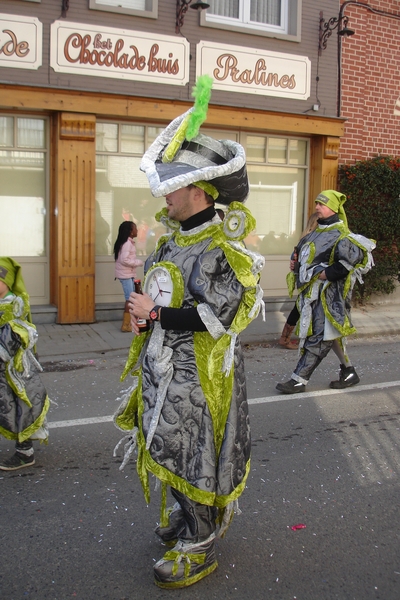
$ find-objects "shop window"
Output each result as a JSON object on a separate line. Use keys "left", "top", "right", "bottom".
{"left": 241, "top": 133, "right": 309, "bottom": 256}
{"left": 268, "top": 137, "right": 287, "bottom": 164}
{"left": 201, "top": 0, "right": 301, "bottom": 40}
{"left": 95, "top": 122, "right": 308, "bottom": 262}
{"left": 95, "top": 121, "right": 165, "bottom": 258}
{"left": 89, "top": 0, "right": 158, "bottom": 18}
{"left": 246, "top": 136, "right": 266, "bottom": 162}
{"left": 0, "top": 117, "right": 47, "bottom": 258}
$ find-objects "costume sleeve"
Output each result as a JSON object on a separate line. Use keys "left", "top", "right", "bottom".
{"left": 325, "top": 237, "right": 364, "bottom": 281}
{"left": 160, "top": 307, "right": 207, "bottom": 331}
{"left": 188, "top": 247, "right": 244, "bottom": 328}
{"left": 324, "top": 262, "right": 350, "bottom": 281}
{"left": 0, "top": 323, "right": 21, "bottom": 362}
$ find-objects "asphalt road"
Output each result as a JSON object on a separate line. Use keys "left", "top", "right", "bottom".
{"left": 1, "top": 335, "right": 400, "bottom": 600}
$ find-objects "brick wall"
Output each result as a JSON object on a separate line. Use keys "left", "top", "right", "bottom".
{"left": 339, "top": 0, "right": 400, "bottom": 165}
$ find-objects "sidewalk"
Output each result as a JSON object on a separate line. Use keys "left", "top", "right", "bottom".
{"left": 35, "top": 303, "right": 400, "bottom": 362}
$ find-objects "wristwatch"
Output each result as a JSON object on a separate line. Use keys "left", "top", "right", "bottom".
{"left": 149, "top": 305, "right": 162, "bottom": 322}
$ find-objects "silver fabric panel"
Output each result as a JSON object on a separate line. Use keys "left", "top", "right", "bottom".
{"left": 0, "top": 320, "right": 47, "bottom": 439}
{"left": 141, "top": 230, "right": 251, "bottom": 497}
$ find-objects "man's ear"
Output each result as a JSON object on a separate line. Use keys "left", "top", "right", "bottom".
{"left": 192, "top": 185, "right": 210, "bottom": 207}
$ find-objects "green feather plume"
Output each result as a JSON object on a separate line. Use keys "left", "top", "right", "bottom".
{"left": 162, "top": 75, "right": 213, "bottom": 163}
{"left": 186, "top": 74, "right": 213, "bottom": 141}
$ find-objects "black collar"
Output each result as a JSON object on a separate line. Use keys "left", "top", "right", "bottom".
{"left": 181, "top": 206, "right": 216, "bottom": 231}
{"left": 318, "top": 214, "right": 339, "bottom": 226}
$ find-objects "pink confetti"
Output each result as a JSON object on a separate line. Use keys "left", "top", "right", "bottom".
{"left": 291, "top": 524, "right": 306, "bottom": 531}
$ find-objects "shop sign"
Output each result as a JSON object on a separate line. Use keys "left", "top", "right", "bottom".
{"left": 0, "top": 13, "right": 42, "bottom": 70}
{"left": 50, "top": 21, "right": 189, "bottom": 85}
{"left": 196, "top": 41, "right": 310, "bottom": 100}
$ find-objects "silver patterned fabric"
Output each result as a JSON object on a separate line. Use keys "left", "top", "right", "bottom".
{"left": 141, "top": 235, "right": 250, "bottom": 500}
{"left": 0, "top": 294, "right": 49, "bottom": 442}
{"left": 115, "top": 210, "right": 266, "bottom": 514}
{"left": 291, "top": 222, "right": 375, "bottom": 384}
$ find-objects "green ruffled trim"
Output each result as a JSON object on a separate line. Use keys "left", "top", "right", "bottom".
{"left": 5, "top": 367, "right": 33, "bottom": 408}
{"left": 114, "top": 373, "right": 141, "bottom": 431}
{"left": 307, "top": 241, "right": 316, "bottom": 265}
{"left": 137, "top": 431, "right": 251, "bottom": 508}
{"left": 194, "top": 330, "right": 234, "bottom": 454}
{"left": 213, "top": 458, "right": 251, "bottom": 509}
{"left": 286, "top": 271, "right": 296, "bottom": 298}
{"left": 120, "top": 331, "right": 150, "bottom": 381}
{"left": 342, "top": 236, "right": 371, "bottom": 298}
{"left": 0, "top": 394, "right": 50, "bottom": 443}
{"left": 0, "top": 293, "right": 30, "bottom": 327}
{"left": 162, "top": 114, "right": 191, "bottom": 163}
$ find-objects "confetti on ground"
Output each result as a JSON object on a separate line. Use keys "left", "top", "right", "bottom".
{"left": 291, "top": 523, "right": 306, "bottom": 531}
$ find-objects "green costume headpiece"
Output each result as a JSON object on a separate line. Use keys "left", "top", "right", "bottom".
{"left": 0, "top": 257, "right": 28, "bottom": 297}
{"left": 315, "top": 190, "right": 348, "bottom": 227}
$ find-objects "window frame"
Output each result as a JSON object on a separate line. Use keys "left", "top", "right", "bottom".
{"left": 200, "top": 0, "right": 301, "bottom": 42}
{"left": 89, "top": 0, "right": 158, "bottom": 19}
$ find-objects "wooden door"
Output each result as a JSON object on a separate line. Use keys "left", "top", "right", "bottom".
{"left": 53, "top": 112, "right": 96, "bottom": 323}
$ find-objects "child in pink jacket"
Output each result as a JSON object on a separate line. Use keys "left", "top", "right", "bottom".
{"left": 114, "top": 221, "right": 144, "bottom": 332}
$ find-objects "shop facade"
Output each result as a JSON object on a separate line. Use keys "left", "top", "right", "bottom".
{"left": 0, "top": 0, "right": 344, "bottom": 323}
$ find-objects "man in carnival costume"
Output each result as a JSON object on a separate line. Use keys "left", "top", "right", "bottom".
{"left": 276, "top": 190, "right": 375, "bottom": 395}
{"left": 113, "top": 76, "right": 265, "bottom": 588}
{"left": 0, "top": 257, "right": 50, "bottom": 470}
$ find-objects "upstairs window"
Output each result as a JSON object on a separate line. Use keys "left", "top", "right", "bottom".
{"left": 89, "top": 0, "right": 158, "bottom": 19}
{"left": 201, "top": 0, "right": 301, "bottom": 40}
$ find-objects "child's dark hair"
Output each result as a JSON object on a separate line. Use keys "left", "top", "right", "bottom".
{"left": 113, "top": 221, "right": 136, "bottom": 260}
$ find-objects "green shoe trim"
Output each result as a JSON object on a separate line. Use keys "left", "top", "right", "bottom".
{"left": 155, "top": 560, "right": 218, "bottom": 589}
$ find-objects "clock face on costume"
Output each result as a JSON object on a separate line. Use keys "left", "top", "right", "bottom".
{"left": 143, "top": 265, "right": 174, "bottom": 307}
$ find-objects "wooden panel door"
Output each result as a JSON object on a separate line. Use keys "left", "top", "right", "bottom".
{"left": 54, "top": 113, "right": 96, "bottom": 323}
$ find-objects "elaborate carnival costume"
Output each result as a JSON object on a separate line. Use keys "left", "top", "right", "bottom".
{"left": 114, "top": 77, "right": 265, "bottom": 588}
{"left": 276, "top": 190, "right": 375, "bottom": 394}
{"left": 0, "top": 257, "right": 50, "bottom": 470}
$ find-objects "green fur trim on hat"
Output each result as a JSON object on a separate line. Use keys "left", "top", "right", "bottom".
{"left": 192, "top": 180, "right": 219, "bottom": 199}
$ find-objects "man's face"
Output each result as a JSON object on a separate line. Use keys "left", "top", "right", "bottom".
{"left": 165, "top": 186, "right": 197, "bottom": 222}
{"left": 315, "top": 201, "right": 336, "bottom": 219}
{"left": 0, "top": 281, "right": 9, "bottom": 298}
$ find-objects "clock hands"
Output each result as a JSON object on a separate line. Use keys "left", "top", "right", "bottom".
{"left": 153, "top": 274, "right": 163, "bottom": 298}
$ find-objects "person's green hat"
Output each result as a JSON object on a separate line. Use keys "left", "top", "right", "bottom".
{"left": 315, "top": 190, "right": 348, "bottom": 227}
{"left": 0, "top": 256, "right": 28, "bottom": 297}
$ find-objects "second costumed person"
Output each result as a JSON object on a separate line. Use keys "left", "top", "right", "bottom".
{"left": 113, "top": 76, "right": 265, "bottom": 588}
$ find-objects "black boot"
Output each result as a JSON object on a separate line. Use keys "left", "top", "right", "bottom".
{"left": 329, "top": 365, "right": 360, "bottom": 389}
{"left": 0, "top": 440, "right": 35, "bottom": 471}
{"left": 276, "top": 379, "right": 306, "bottom": 394}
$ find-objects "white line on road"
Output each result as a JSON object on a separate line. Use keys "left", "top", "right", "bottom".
{"left": 48, "top": 380, "right": 400, "bottom": 429}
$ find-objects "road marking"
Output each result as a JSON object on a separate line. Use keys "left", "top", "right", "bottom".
{"left": 49, "top": 415, "right": 113, "bottom": 428}
{"left": 249, "top": 379, "right": 400, "bottom": 404}
{"left": 47, "top": 380, "right": 400, "bottom": 429}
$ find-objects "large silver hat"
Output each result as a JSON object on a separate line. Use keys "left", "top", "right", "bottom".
{"left": 140, "top": 77, "right": 249, "bottom": 205}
